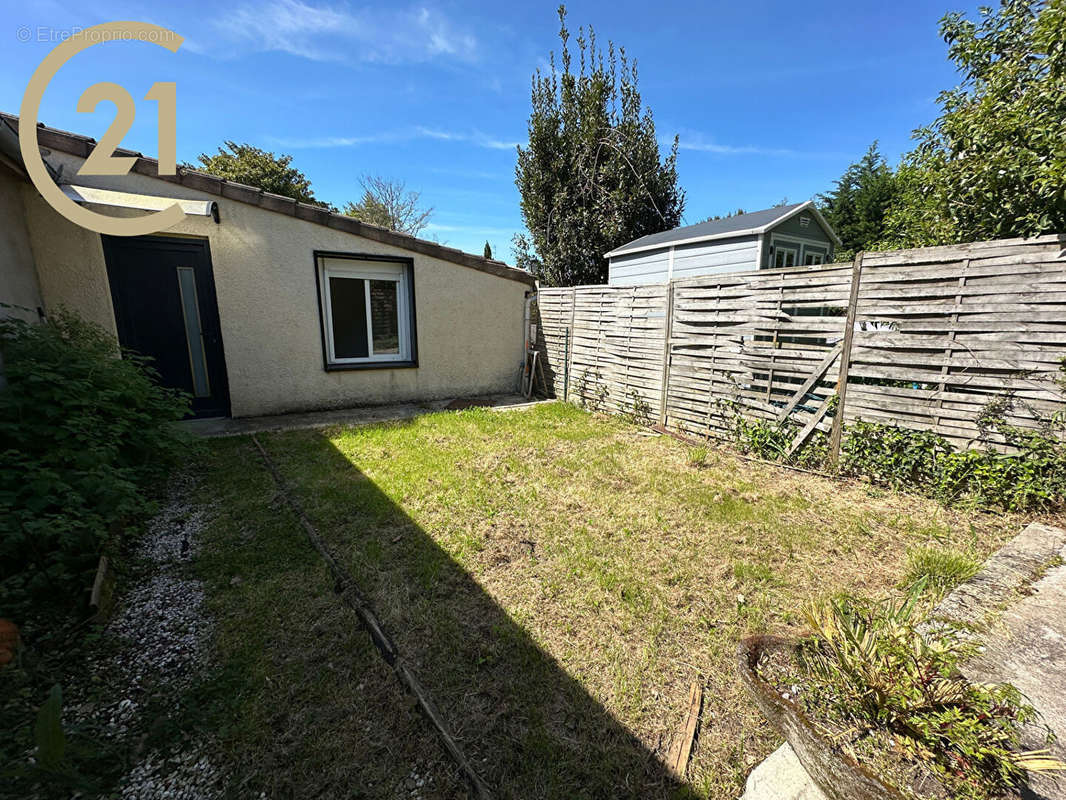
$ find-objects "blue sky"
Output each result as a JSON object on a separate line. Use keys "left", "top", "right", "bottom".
{"left": 2, "top": 0, "right": 964, "bottom": 259}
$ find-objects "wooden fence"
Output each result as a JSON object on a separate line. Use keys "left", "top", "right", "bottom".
{"left": 534, "top": 235, "right": 1066, "bottom": 459}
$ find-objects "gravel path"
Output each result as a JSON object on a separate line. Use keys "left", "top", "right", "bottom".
{"left": 69, "top": 474, "right": 228, "bottom": 799}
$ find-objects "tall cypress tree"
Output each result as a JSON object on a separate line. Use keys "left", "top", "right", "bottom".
{"left": 818, "top": 142, "right": 898, "bottom": 258}
{"left": 514, "top": 6, "right": 685, "bottom": 286}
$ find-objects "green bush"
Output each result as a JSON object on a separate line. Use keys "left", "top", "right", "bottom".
{"left": 842, "top": 420, "right": 1066, "bottom": 511}
{"left": 840, "top": 422, "right": 949, "bottom": 491}
{"left": 723, "top": 403, "right": 830, "bottom": 471}
{"left": 713, "top": 392, "right": 1065, "bottom": 510}
{"left": 0, "top": 311, "right": 190, "bottom": 622}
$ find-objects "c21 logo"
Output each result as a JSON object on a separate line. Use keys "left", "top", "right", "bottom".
{"left": 19, "top": 21, "right": 186, "bottom": 237}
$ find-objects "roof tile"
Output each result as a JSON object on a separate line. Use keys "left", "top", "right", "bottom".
{"left": 1, "top": 110, "right": 535, "bottom": 287}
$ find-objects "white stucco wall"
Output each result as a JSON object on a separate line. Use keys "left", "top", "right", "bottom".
{"left": 21, "top": 152, "right": 531, "bottom": 417}
{"left": 0, "top": 167, "right": 43, "bottom": 322}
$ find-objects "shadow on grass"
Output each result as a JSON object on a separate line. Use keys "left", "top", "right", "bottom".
{"left": 255, "top": 427, "right": 697, "bottom": 800}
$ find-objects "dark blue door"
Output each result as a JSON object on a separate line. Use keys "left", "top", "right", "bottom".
{"left": 103, "top": 235, "right": 230, "bottom": 418}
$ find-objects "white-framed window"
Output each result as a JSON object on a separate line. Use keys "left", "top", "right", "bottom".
{"left": 316, "top": 254, "right": 415, "bottom": 368}
{"left": 804, "top": 251, "right": 825, "bottom": 266}
{"left": 774, "top": 245, "right": 798, "bottom": 268}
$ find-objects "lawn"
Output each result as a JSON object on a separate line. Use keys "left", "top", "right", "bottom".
{"left": 193, "top": 402, "right": 1028, "bottom": 799}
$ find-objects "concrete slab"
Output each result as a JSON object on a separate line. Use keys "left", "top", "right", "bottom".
{"left": 740, "top": 744, "right": 829, "bottom": 800}
{"left": 929, "top": 522, "right": 1066, "bottom": 800}
{"left": 179, "top": 394, "right": 549, "bottom": 438}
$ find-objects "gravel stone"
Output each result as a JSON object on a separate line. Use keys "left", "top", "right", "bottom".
{"left": 79, "top": 474, "right": 227, "bottom": 799}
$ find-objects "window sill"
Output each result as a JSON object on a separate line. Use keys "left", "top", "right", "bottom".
{"left": 324, "top": 360, "right": 419, "bottom": 372}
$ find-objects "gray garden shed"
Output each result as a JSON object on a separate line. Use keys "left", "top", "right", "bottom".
{"left": 605, "top": 201, "right": 841, "bottom": 286}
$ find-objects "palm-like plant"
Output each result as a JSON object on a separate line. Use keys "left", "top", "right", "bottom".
{"left": 796, "top": 582, "right": 1065, "bottom": 798}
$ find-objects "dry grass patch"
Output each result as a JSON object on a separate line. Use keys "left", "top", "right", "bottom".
{"left": 205, "top": 402, "right": 1034, "bottom": 799}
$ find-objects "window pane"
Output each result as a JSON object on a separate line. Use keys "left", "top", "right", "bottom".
{"left": 176, "top": 266, "right": 211, "bottom": 397}
{"left": 329, "top": 276, "right": 369, "bottom": 358}
{"left": 369, "top": 280, "right": 400, "bottom": 355}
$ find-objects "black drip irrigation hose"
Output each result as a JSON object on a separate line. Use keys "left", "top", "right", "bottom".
{"left": 250, "top": 435, "right": 494, "bottom": 800}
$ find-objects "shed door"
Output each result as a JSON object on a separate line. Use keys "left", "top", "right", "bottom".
{"left": 102, "top": 235, "right": 230, "bottom": 418}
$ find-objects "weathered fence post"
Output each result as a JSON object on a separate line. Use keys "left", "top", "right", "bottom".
{"left": 827, "top": 251, "right": 865, "bottom": 466}
{"left": 563, "top": 326, "right": 571, "bottom": 402}
{"left": 567, "top": 289, "right": 577, "bottom": 403}
{"left": 658, "top": 281, "right": 676, "bottom": 427}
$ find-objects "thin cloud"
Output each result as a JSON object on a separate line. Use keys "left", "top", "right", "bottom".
{"left": 271, "top": 126, "right": 520, "bottom": 151}
{"left": 478, "top": 135, "right": 522, "bottom": 151}
{"left": 415, "top": 127, "right": 520, "bottom": 150}
{"left": 426, "top": 223, "right": 516, "bottom": 236}
{"left": 194, "top": 0, "right": 478, "bottom": 65}
{"left": 670, "top": 130, "right": 842, "bottom": 159}
{"left": 272, "top": 132, "right": 407, "bottom": 147}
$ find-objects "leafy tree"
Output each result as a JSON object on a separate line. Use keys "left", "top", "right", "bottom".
{"left": 343, "top": 175, "right": 433, "bottom": 237}
{"left": 483, "top": 241, "right": 493, "bottom": 259}
{"left": 883, "top": 0, "right": 1066, "bottom": 248}
{"left": 819, "top": 142, "right": 898, "bottom": 258}
{"left": 514, "top": 6, "right": 684, "bottom": 286}
{"left": 190, "top": 141, "right": 323, "bottom": 205}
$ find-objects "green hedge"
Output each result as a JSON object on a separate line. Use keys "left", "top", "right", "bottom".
{"left": 722, "top": 401, "right": 1066, "bottom": 512}
{"left": 841, "top": 420, "right": 1066, "bottom": 511}
{"left": 0, "top": 311, "right": 191, "bottom": 622}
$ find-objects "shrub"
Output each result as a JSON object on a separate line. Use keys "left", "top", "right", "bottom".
{"left": 840, "top": 422, "right": 949, "bottom": 491}
{"left": 723, "top": 403, "right": 829, "bottom": 471}
{"left": 793, "top": 586, "right": 1065, "bottom": 798}
{"left": 0, "top": 311, "right": 190, "bottom": 622}
{"left": 624, "top": 390, "right": 652, "bottom": 426}
{"left": 842, "top": 420, "right": 1066, "bottom": 511}
{"left": 686, "top": 446, "right": 708, "bottom": 468}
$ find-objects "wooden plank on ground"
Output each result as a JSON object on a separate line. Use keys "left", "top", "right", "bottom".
{"left": 667, "top": 681, "right": 703, "bottom": 779}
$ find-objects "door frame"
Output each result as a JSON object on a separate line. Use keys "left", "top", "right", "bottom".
{"left": 102, "top": 234, "right": 232, "bottom": 418}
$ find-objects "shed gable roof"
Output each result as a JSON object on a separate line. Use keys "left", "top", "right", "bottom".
{"left": 605, "top": 201, "right": 841, "bottom": 259}
{"left": 1, "top": 111, "right": 535, "bottom": 287}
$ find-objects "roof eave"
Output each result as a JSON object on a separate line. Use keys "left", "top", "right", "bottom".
{"left": 605, "top": 200, "right": 842, "bottom": 259}
{"left": 606, "top": 226, "right": 764, "bottom": 259}
{"left": 1, "top": 111, "right": 535, "bottom": 287}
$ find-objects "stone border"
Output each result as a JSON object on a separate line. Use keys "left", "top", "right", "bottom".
{"left": 925, "top": 522, "right": 1066, "bottom": 640}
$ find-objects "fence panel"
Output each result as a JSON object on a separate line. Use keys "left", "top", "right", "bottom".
{"left": 534, "top": 235, "right": 1066, "bottom": 456}
{"left": 846, "top": 237, "right": 1066, "bottom": 450}
{"left": 565, "top": 285, "right": 670, "bottom": 418}
{"left": 668, "top": 263, "right": 853, "bottom": 439}
{"left": 535, "top": 288, "right": 574, "bottom": 398}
